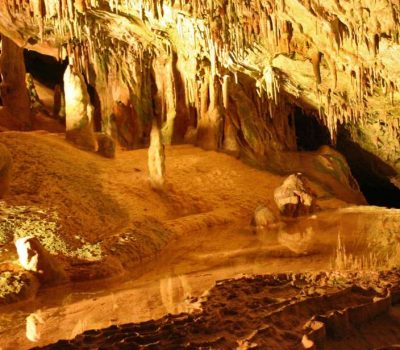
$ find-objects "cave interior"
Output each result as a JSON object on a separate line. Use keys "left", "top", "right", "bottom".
{"left": 0, "top": 0, "right": 399, "bottom": 349}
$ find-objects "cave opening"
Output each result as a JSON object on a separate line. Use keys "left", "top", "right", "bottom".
{"left": 294, "top": 108, "right": 399, "bottom": 208}
{"left": 23, "top": 50, "right": 68, "bottom": 125}
{"left": 24, "top": 50, "right": 67, "bottom": 88}
{"left": 294, "top": 106, "right": 331, "bottom": 151}
{"left": 337, "top": 127, "right": 400, "bottom": 208}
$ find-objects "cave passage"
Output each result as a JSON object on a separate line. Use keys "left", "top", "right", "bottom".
{"left": 24, "top": 50, "right": 67, "bottom": 88}
{"left": 294, "top": 107, "right": 331, "bottom": 151}
{"left": 337, "top": 127, "right": 400, "bottom": 208}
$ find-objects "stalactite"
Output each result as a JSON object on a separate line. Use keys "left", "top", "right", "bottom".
{"left": 222, "top": 74, "right": 229, "bottom": 109}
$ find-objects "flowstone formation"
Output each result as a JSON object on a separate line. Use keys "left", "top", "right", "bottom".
{"left": 0, "top": 0, "right": 398, "bottom": 182}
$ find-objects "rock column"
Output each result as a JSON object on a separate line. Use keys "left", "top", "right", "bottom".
{"left": 63, "top": 65, "right": 97, "bottom": 151}
{"left": 0, "top": 36, "right": 31, "bottom": 129}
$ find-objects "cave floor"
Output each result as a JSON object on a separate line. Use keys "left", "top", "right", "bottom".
{"left": 0, "top": 131, "right": 398, "bottom": 349}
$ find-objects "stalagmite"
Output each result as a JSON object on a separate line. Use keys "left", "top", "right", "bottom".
{"left": 148, "top": 121, "right": 165, "bottom": 189}
{"left": 197, "top": 74, "right": 223, "bottom": 150}
{"left": 63, "top": 65, "right": 97, "bottom": 151}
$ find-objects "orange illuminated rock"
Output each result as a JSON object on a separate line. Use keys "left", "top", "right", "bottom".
{"left": 274, "top": 173, "right": 317, "bottom": 217}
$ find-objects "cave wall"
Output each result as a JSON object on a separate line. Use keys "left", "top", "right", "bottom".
{"left": 0, "top": 36, "right": 31, "bottom": 130}
{"left": 0, "top": 0, "right": 398, "bottom": 175}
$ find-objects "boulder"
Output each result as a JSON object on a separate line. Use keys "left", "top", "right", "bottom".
{"left": 252, "top": 205, "right": 276, "bottom": 227}
{"left": 96, "top": 133, "right": 116, "bottom": 158}
{"left": 274, "top": 173, "right": 317, "bottom": 217}
{"left": 15, "top": 236, "right": 66, "bottom": 284}
{"left": 0, "top": 143, "right": 12, "bottom": 198}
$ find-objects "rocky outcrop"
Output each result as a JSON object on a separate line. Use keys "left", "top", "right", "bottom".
{"left": 274, "top": 173, "right": 317, "bottom": 217}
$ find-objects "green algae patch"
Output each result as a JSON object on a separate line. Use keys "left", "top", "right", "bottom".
{"left": 0, "top": 270, "right": 38, "bottom": 305}
{"left": 0, "top": 202, "right": 103, "bottom": 262}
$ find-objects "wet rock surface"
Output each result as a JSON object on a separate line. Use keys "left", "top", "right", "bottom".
{"left": 32, "top": 270, "right": 400, "bottom": 350}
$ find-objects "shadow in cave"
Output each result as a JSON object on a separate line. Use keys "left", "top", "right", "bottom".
{"left": 24, "top": 50, "right": 67, "bottom": 88}
{"left": 87, "top": 84, "right": 102, "bottom": 132}
{"left": 294, "top": 106, "right": 331, "bottom": 151}
{"left": 336, "top": 126, "right": 400, "bottom": 208}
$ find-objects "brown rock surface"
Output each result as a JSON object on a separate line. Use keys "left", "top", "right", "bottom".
{"left": 0, "top": 142, "right": 11, "bottom": 198}
{"left": 0, "top": 36, "right": 31, "bottom": 130}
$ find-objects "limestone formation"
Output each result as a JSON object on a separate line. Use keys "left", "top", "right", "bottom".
{"left": 15, "top": 236, "right": 66, "bottom": 284}
{"left": 0, "top": 0, "right": 397, "bottom": 186}
{"left": 0, "top": 143, "right": 11, "bottom": 198}
{"left": 148, "top": 121, "right": 165, "bottom": 189}
{"left": 63, "top": 65, "right": 96, "bottom": 151}
{"left": 274, "top": 173, "right": 317, "bottom": 217}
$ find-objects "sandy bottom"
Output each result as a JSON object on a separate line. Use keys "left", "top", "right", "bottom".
{"left": 0, "top": 131, "right": 398, "bottom": 349}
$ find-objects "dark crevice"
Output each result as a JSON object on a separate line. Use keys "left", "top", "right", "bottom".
{"left": 87, "top": 84, "right": 102, "bottom": 132}
{"left": 294, "top": 107, "right": 331, "bottom": 151}
{"left": 24, "top": 50, "right": 67, "bottom": 88}
{"left": 337, "top": 126, "right": 400, "bottom": 208}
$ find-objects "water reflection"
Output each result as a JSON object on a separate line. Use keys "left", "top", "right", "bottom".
{"left": 26, "top": 311, "right": 44, "bottom": 342}
{"left": 0, "top": 207, "right": 397, "bottom": 350}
